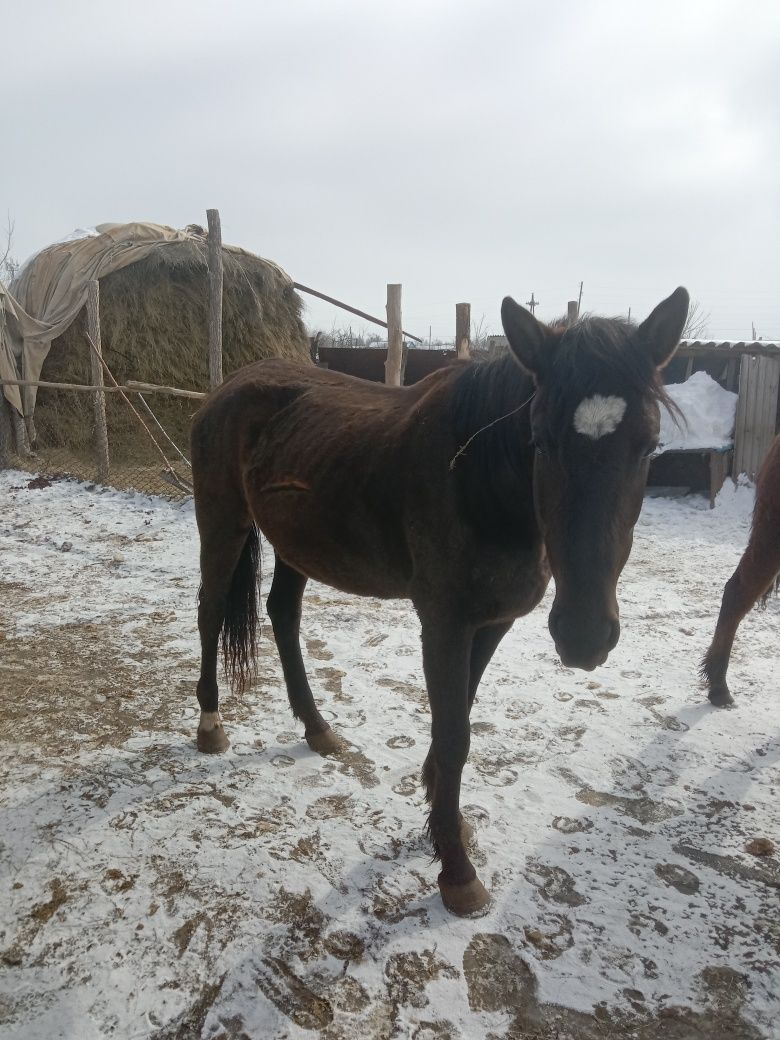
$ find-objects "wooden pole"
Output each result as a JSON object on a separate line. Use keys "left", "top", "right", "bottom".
{"left": 87, "top": 280, "right": 110, "bottom": 482}
{"left": 292, "top": 282, "right": 423, "bottom": 342}
{"left": 385, "top": 284, "right": 403, "bottom": 387}
{"left": 207, "top": 208, "right": 224, "bottom": 388}
{"left": 10, "top": 407, "right": 29, "bottom": 455}
{"left": 456, "top": 303, "right": 471, "bottom": 358}
{"left": 0, "top": 394, "right": 13, "bottom": 467}
{"left": 567, "top": 301, "right": 578, "bottom": 326}
{"left": 0, "top": 378, "right": 206, "bottom": 400}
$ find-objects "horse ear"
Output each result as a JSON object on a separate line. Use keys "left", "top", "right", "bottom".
{"left": 637, "top": 287, "right": 690, "bottom": 369}
{"left": 501, "top": 296, "right": 547, "bottom": 376}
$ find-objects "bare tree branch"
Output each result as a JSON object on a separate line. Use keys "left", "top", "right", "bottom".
{"left": 470, "top": 313, "right": 491, "bottom": 350}
{"left": 682, "top": 300, "right": 710, "bottom": 340}
{"left": 0, "top": 213, "right": 19, "bottom": 283}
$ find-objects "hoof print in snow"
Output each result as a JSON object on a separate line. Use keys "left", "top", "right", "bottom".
{"left": 655, "top": 862, "right": 701, "bottom": 895}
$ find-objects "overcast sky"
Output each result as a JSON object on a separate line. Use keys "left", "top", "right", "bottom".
{"left": 2, "top": 0, "right": 778, "bottom": 341}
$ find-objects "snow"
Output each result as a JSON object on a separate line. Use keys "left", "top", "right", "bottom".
{"left": 0, "top": 471, "right": 778, "bottom": 1039}
{"left": 658, "top": 371, "right": 738, "bottom": 454}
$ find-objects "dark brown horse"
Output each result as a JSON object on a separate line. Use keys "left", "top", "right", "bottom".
{"left": 702, "top": 432, "right": 780, "bottom": 706}
{"left": 190, "top": 288, "right": 688, "bottom": 916}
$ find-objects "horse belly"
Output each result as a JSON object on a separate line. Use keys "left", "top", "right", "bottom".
{"left": 253, "top": 487, "right": 412, "bottom": 600}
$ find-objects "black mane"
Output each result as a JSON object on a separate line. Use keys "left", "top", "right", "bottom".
{"left": 449, "top": 353, "right": 536, "bottom": 538}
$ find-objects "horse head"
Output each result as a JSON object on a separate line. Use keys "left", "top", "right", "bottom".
{"left": 501, "top": 288, "right": 689, "bottom": 670}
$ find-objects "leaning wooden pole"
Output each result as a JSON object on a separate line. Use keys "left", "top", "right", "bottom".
{"left": 87, "top": 280, "right": 110, "bottom": 482}
{"left": 456, "top": 302, "right": 471, "bottom": 358}
{"left": 207, "top": 208, "right": 224, "bottom": 388}
{"left": 385, "top": 283, "right": 403, "bottom": 387}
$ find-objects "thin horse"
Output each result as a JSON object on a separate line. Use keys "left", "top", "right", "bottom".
{"left": 702, "top": 432, "right": 780, "bottom": 706}
{"left": 190, "top": 288, "right": 689, "bottom": 916}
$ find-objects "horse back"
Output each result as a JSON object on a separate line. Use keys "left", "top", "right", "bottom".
{"left": 192, "top": 359, "right": 463, "bottom": 597}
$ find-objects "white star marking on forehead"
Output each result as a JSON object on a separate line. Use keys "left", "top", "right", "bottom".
{"left": 573, "top": 394, "right": 627, "bottom": 440}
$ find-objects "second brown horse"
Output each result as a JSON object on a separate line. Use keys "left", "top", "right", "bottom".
{"left": 702, "top": 432, "right": 780, "bottom": 706}
{"left": 190, "top": 288, "right": 688, "bottom": 915}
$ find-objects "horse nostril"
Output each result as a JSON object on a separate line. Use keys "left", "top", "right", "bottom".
{"left": 549, "top": 609, "right": 619, "bottom": 658}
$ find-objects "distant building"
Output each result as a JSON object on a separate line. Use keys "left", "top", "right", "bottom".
{"left": 485, "top": 335, "right": 509, "bottom": 358}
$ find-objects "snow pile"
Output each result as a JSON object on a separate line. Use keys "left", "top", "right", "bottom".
{"left": 713, "top": 471, "right": 755, "bottom": 520}
{"left": 658, "top": 371, "right": 737, "bottom": 453}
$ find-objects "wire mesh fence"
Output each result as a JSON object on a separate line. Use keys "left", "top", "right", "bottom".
{"left": 2, "top": 382, "right": 198, "bottom": 499}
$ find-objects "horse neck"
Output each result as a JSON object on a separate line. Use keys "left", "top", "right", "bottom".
{"left": 450, "top": 355, "right": 537, "bottom": 540}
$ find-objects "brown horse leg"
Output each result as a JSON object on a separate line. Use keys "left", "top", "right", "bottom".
{"left": 267, "top": 555, "right": 342, "bottom": 755}
{"left": 702, "top": 534, "right": 780, "bottom": 707}
{"left": 422, "top": 622, "right": 511, "bottom": 845}
{"left": 195, "top": 526, "right": 253, "bottom": 753}
{"left": 420, "top": 616, "right": 490, "bottom": 916}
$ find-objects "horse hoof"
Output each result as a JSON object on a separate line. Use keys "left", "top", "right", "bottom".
{"left": 708, "top": 689, "right": 735, "bottom": 708}
{"left": 459, "top": 816, "right": 475, "bottom": 846}
{"left": 439, "top": 875, "right": 491, "bottom": 917}
{"left": 306, "top": 726, "right": 344, "bottom": 756}
{"left": 196, "top": 711, "right": 230, "bottom": 753}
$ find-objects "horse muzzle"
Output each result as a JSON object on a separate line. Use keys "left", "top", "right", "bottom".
{"left": 548, "top": 606, "right": 620, "bottom": 671}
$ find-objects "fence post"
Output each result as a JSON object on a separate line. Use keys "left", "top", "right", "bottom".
{"left": 385, "top": 284, "right": 403, "bottom": 386}
{"left": 456, "top": 303, "right": 471, "bottom": 358}
{"left": 207, "top": 208, "right": 224, "bottom": 388}
{"left": 567, "top": 301, "right": 578, "bottom": 326}
{"left": 0, "top": 394, "right": 13, "bottom": 467}
{"left": 87, "top": 280, "right": 111, "bottom": 482}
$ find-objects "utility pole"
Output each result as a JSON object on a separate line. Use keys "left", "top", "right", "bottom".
{"left": 752, "top": 322, "right": 757, "bottom": 341}
{"left": 577, "top": 281, "right": 584, "bottom": 316}
{"left": 526, "top": 292, "right": 538, "bottom": 315}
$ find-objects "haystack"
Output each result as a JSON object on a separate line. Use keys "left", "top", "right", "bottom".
{"left": 41, "top": 229, "right": 308, "bottom": 388}
{"left": 8, "top": 222, "right": 310, "bottom": 461}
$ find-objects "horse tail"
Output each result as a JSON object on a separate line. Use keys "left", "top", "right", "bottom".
{"left": 221, "top": 525, "right": 261, "bottom": 692}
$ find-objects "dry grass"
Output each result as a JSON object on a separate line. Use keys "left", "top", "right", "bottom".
{"left": 35, "top": 241, "right": 310, "bottom": 459}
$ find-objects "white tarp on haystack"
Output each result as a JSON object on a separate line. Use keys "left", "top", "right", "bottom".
{"left": 2, "top": 222, "right": 292, "bottom": 416}
{"left": 1, "top": 223, "right": 207, "bottom": 416}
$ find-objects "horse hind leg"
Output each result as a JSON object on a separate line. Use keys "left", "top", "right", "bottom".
{"left": 196, "top": 523, "right": 259, "bottom": 753}
{"left": 701, "top": 530, "right": 780, "bottom": 707}
{"left": 267, "top": 555, "right": 343, "bottom": 755}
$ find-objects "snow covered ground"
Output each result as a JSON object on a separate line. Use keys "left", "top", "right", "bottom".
{"left": 0, "top": 470, "right": 778, "bottom": 1040}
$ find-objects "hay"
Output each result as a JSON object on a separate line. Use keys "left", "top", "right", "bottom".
{"left": 34, "top": 239, "right": 310, "bottom": 461}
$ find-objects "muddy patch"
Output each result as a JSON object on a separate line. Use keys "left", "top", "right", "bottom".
{"left": 526, "top": 861, "right": 587, "bottom": 907}
{"left": 255, "top": 956, "right": 334, "bottom": 1030}
{"left": 306, "top": 638, "right": 334, "bottom": 662}
{"left": 655, "top": 862, "right": 700, "bottom": 895}
{"left": 576, "top": 786, "right": 682, "bottom": 824}
{"left": 673, "top": 844, "right": 780, "bottom": 891}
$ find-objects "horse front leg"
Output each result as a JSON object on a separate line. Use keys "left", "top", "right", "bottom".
{"left": 702, "top": 532, "right": 780, "bottom": 706}
{"left": 420, "top": 614, "right": 490, "bottom": 916}
{"left": 422, "top": 621, "right": 511, "bottom": 846}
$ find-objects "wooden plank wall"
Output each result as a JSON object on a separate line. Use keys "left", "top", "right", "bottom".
{"left": 733, "top": 354, "right": 780, "bottom": 480}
